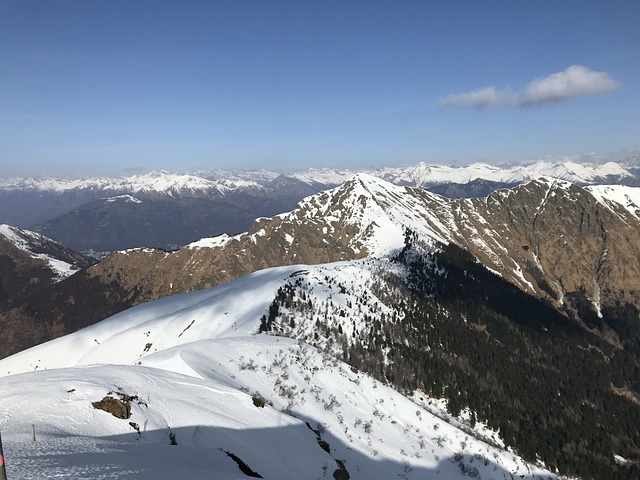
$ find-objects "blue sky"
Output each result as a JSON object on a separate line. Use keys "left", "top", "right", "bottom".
{"left": 1, "top": 1, "right": 639, "bottom": 177}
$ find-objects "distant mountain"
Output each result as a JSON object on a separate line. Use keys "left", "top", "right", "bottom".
{"left": 423, "top": 178, "right": 518, "bottom": 198}
{"left": 0, "top": 224, "right": 94, "bottom": 307}
{"left": 376, "top": 160, "right": 638, "bottom": 186}
{"left": 0, "top": 170, "right": 309, "bottom": 228}
{"left": 32, "top": 192, "right": 278, "bottom": 253}
{"left": 1, "top": 160, "right": 638, "bottom": 253}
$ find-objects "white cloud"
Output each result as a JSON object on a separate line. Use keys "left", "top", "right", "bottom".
{"left": 438, "top": 65, "right": 618, "bottom": 110}
{"left": 437, "top": 87, "right": 519, "bottom": 109}
{"left": 523, "top": 65, "right": 618, "bottom": 104}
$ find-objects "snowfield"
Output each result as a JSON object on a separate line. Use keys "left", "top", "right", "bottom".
{"left": 0, "top": 261, "right": 559, "bottom": 480}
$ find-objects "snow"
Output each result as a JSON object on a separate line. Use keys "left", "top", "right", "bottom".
{"left": 373, "top": 160, "right": 635, "bottom": 186}
{"left": 3, "top": 167, "right": 632, "bottom": 478}
{"left": 187, "top": 234, "right": 232, "bottom": 249}
{"left": 0, "top": 265, "right": 302, "bottom": 374}
{"left": 587, "top": 184, "right": 640, "bottom": 219}
{"left": 0, "top": 224, "right": 79, "bottom": 280}
{"left": 614, "top": 454, "right": 630, "bottom": 466}
{"left": 0, "top": 171, "right": 223, "bottom": 197}
{"left": 1, "top": 160, "right": 636, "bottom": 195}
{"left": 290, "top": 167, "right": 357, "bottom": 185}
{"left": 0, "top": 260, "right": 559, "bottom": 480}
{"left": 104, "top": 194, "right": 142, "bottom": 204}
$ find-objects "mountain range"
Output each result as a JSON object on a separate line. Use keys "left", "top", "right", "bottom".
{"left": 0, "top": 167, "right": 639, "bottom": 479}
{"left": 1, "top": 159, "right": 638, "bottom": 253}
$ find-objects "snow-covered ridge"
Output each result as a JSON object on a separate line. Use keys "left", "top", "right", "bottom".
{"left": 586, "top": 184, "right": 640, "bottom": 219}
{"left": 179, "top": 173, "right": 639, "bottom": 287}
{"left": 375, "top": 160, "right": 636, "bottom": 187}
{"left": 0, "top": 170, "right": 261, "bottom": 196}
{"left": 104, "top": 194, "right": 142, "bottom": 204}
{"left": 0, "top": 262, "right": 557, "bottom": 480}
{"left": 0, "top": 224, "right": 82, "bottom": 279}
{"left": 1, "top": 160, "right": 637, "bottom": 194}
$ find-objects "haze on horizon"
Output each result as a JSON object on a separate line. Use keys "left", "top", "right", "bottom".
{"left": 1, "top": 1, "right": 639, "bottom": 178}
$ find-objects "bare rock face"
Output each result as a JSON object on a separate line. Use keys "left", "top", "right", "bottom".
{"left": 423, "top": 180, "right": 640, "bottom": 316}
{"left": 92, "top": 395, "right": 131, "bottom": 419}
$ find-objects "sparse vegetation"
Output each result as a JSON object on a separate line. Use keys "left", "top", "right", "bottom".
{"left": 257, "top": 232, "right": 640, "bottom": 479}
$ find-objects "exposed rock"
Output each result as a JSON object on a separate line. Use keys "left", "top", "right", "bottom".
{"left": 92, "top": 396, "right": 131, "bottom": 419}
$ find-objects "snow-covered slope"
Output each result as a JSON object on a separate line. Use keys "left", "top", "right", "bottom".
{"left": 586, "top": 184, "right": 640, "bottom": 220}
{"left": 0, "top": 265, "right": 295, "bottom": 373}
{"left": 0, "top": 224, "right": 91, "bottom": 280}
{"left": 0, "top": 263, "right": 557, "bottom": 480}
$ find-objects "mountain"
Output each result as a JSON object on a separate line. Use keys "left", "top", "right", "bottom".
{"left": 423, "top": 178, "right": 518, "bottom": 198}
{"left": 72, "top": 175, "right": 640, "bottom": 324}
{"left": 0, "top": 171, "right": 320, "bottom": 253}
{"left": 0, "top": 264, "right": 559, "bottom": 480}
{"left": 417, "top": 179, "right": 640, "bottom": 316}
{"left": 1, "top": 175, "right": 639, "bottom": 359}
{"left": 32, "top": 193, "right": 264, "bottom": 253}
{"left": 0, "top": 174, "right": 639, "bottom": 478}
{"left": 1, "top": 256, "right": 638, "bottom": 478}
{"left": 28, "top": 174, "right": 321, "bottom": 254}
{"left": 0, "top": 224, "right": 94, "bottom": 307}
{"left": 0, "top": 175, "right": 438, "bottom": 358}
{"left": 1, "top": 159, "right": 638, "bottom": 253}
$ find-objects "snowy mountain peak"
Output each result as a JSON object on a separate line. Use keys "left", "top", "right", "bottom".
{"left": 271, "top": 173, "right": 450, "bottom": 257}
{"left": 1, "top": 159, "right": 638, "bottom": 194}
